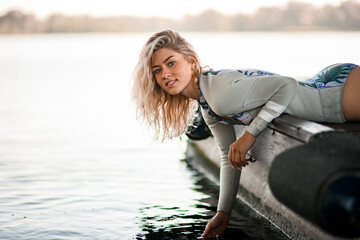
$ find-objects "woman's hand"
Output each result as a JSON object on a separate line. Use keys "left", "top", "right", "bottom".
{"left": 201, "top": 211, "right": 230, "bottom": 239}
{"left": 228, "top": 131, "right": 256, "bottom": 169}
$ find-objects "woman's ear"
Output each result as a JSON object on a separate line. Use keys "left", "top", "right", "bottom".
{"left": 188, "top": 56, "right": 197, "bottom": 71}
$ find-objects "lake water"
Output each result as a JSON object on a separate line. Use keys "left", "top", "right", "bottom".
{"left": 0, "top": 32, "right": 359, "bottom": 240}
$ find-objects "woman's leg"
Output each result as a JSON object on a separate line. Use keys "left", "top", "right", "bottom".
{"left": 343, "top": 66, "right": 360, "bottom": 121}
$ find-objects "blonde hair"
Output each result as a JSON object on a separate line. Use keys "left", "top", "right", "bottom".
{"left": 131, "top": 30, "right": 202, "bottom": 141}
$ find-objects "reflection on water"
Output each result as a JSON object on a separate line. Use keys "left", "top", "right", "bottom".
{"left": 0, "top": 138, "right": 288, "bottom": 240}
{"left": 136, "top": 161, "right": 210, "bottom": 239}
{"left": 136, "top": 162, "right": 289, "bottom": 240}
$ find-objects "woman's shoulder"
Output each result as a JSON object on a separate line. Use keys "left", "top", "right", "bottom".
{"left": 200, "top": 68, "right": 278, "bottom": 91}
{"left": 201, "top": 68, "right": 278, "bottom": 77}
{"left": 199, "top": 68, "right": 281, "bottom": 113}
{"left": 200, "top": 69, "right": 243, "bottom": 89}
{"left": 199, "top": 69, "right": 246, "bottom": 111}
{"left": 200, "top": 69, "right": 232, "bottom": 94}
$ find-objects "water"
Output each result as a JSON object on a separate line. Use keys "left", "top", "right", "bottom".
{"left": 0, "top": 32, "right": 359, "bottom": 240}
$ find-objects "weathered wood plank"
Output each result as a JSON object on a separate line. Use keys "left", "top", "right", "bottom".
{"left": 269, "top": 114, "right": 333, "bottom": 142}
{"left": 234, "top": 114, "right": 336, "bottom": 167}
{"left": 234, "top": 124, "right": 303, "bottom": 167}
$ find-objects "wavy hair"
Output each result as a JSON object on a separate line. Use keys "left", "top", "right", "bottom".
{"left": 131, "top": 30, "right": 202, "bottom": 141}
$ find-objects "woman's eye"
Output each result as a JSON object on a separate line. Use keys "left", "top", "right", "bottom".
{"left": 168, "top": 61, "right": 175, "bottom": 66}
{"left": 154, "top": 68, "right": 161, "bottom": 74}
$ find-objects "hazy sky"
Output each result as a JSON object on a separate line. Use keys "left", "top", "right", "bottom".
{"left": 0, "top": 0, "right": 355, "bottom": 19}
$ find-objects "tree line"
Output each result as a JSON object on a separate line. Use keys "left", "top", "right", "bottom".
{"left": 1, "top": 1, "right": 360, "bottom": 33}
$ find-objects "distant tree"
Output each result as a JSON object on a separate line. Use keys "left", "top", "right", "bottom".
{"left": 282, "top": 2, "right": 315, "bottom": 29}
{"left": 251, "top": 7, "right": 285, "bottom": 31}
{"left": 230, "top": 13, "right": 251, "bottom": 31}
{"left": 181, "top": 9, "right": 232, "bottom": 31}
{"left": 0, "top": 10, "right": 39, "bottom": 33}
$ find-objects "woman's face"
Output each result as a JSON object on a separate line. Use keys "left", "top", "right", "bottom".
{"left": 151, "top": 48, "right": 194, "bottom": 96}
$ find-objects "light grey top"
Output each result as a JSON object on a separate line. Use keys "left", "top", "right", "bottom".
{"left": 199, "top": 69, "right": 345, "bottom": 213}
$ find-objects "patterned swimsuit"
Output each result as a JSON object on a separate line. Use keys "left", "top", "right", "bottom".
{"left": 198, "top": 63, "right": 358, "bottom": 126}
{"left": 198, "top": 69, "right": 277, "bottom": 126}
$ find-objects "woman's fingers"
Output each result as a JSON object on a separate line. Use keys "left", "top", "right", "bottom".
{"left": 230, "top": 149, "right": 237, "bottom": 168}
{"left": 230, "top": 149, "right": 239, "bottom": 168}
{"left": 230, "top": 149, "right": 240, "bottom": 168}
{"left": 201, "top": 225, "right": 211, "bottom": 238}
{"left": 202, "top": 219, "right": 216, "bottom": 239}
{"left": 229, "top": 131, "right": 256, "bottom": 169}
{"left": 240, "top": 152, "right": 248, "bottom": 166}
{"left": 229, "top": 147, "right": 248, "bottom": 169}
{"left": 202, "top": 212, "right": 229, "bottom": 239}
{"left": 228, "top": 148, "right": 235, "bottom": 167}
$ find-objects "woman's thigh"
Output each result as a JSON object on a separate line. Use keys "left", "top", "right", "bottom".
{"left": 343, "top": 66, "right": 360, "bottom": 121}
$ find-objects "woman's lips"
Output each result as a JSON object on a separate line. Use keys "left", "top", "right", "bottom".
{"left": 166, "top": 80, "right": 177, "bottom": 86}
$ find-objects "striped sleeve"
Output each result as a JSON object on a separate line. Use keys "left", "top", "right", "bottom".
{"left": 246, "top": 76, "right": 298, "bottom": 137}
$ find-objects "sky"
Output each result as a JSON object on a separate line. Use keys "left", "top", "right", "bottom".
{"left": 0, "top": 0, "right": 355, "bottom": 19}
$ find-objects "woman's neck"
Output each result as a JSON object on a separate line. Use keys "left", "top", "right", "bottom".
{"left": 181, "top": 76, "right": 200, "bottom": 100}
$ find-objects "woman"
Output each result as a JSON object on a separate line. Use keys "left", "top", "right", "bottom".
{"left": 131, "top": 29, "right": 360, "bottom": 239}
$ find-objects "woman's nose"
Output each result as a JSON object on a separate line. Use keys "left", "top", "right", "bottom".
{"left": 162, "top": 68, "right": 171, "bottom": 79}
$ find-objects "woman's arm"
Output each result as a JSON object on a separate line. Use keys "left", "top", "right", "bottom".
{"left": 229, "top": 131, "right": 256, "bottom": 169}
{"left": 201, "top": 109, "right": 241, "bottom": 214}
{"left": 245, "top": 75, "right": 298, "bottom": 137}
{"left": 201, "top": 109, "right": 240, "bottom": 238}
{"left": 228, "top": 75, "right": 298, "bottom": 167}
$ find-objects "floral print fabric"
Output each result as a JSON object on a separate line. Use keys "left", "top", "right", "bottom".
{"left": 299, "top": 63, "right": 357, "bottom": 89}
{"left": 198, "top": 64, "right": 358, "bottom": 126}
{"left": 198, "top": 68, "right": 277, "bottom": 126}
